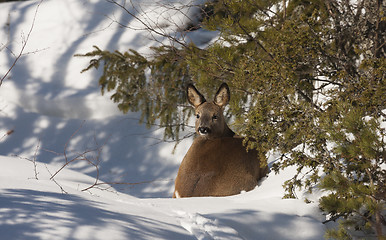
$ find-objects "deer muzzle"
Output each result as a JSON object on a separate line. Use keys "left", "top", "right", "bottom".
{"left": 197, "top": 127, "right": 211, "bottom": 135}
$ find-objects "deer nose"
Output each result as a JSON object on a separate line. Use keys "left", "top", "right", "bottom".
{"left": 198, "top": 127, "right": 210, "bottom": 135}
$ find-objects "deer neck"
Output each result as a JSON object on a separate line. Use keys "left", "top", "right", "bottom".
{"left": 223, "top": 125, "right": 235, "bottom": 138}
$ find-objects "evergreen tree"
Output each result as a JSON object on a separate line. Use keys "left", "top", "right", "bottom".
{"left": 77, "top": 0, "right": 385, "bottom": 238}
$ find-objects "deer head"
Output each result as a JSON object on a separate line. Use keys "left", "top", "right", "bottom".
{"left": 187, "top": 83, "right": 235, "bottom": 139}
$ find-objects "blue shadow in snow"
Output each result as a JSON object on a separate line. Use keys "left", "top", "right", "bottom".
{"left": 0, "top": 189, "right": 194, "bottom": 240}
{"left": 206, "top": 209, "right": 325, "bottom": 240}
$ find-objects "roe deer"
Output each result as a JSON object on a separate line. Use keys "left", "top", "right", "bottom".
{"left": 173, "top": 83, "right": 268, "bottom": 198}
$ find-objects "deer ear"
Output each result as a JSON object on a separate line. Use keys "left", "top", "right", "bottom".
{"left": 187, "top": 84, "right": 206, "bottom": 107}
{"left": 214, "top": 83, "right": 230, "bottom": 108}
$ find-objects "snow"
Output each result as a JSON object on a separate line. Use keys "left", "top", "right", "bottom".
{"left": 0, "top": 156, "right": 326, "bottom": 240}
{"left": 0, "top": 0, "right": 326, "bottom": 239}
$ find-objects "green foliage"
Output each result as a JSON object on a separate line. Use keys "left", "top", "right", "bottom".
{"left": 325, "top": 220, "right": 353, "bottom": 240}
{"left": 77, "top": 0, "right": 385, "bottom": 238}
{"left": 76, "top": 45, "right": 196, "bottom": 140}
{"left": 318, "top": 103, "right": 385, "bottom": 239}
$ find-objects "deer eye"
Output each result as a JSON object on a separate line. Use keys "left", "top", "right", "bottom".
{"left": 212, "top": 115, "right": 218, "bottom": 120}
{"left": 196, "top": 114, "right": 200, "bottom": 119}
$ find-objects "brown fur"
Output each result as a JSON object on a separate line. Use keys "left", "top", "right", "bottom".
{"left": 173, "top": 83, "right": 268, "bottom": 198}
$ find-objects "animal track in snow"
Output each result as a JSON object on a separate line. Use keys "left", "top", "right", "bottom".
{"left": 174, "top": 210, "right": 243, "bottom": 240}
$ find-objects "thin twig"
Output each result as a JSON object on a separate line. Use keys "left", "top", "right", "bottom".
{"left": 63, "top": 120, "right": 85, "bottom": 164}
{"left": 0, "top": 0, "right": 44, "bottom": 86}
{"left": 45, "top": 164, "right": 68, "bottom": 194}
{"left": 81, "top": 178, "right": 174, "bottom": 192}
{"left": 32, "top": 139, "right": 40, "bottom": 180}
{"left": 107, "top": 0, "right": 189, "bottom": 48}
{"left": 0, "top": 129, "right": 14, "bottom": 142}
{"left": 0, "top": 13, "right": 11, "bottom": 52}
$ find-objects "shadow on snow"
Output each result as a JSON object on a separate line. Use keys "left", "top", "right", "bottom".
{"left": 0, "top": 189, "right": 194, "bottom": 239}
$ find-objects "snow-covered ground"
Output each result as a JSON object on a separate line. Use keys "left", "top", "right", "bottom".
{"left": 0, "top": 0, "right": 327, "bottom": 239}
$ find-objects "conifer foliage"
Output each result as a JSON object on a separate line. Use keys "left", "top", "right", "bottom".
{"left": 78, "top": 0, "right": 385, "bottom": 238}
{"left": 77, "top": 45, "right": 193, "bottom": 140}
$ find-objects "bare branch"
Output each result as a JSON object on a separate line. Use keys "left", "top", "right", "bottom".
{"left": 44, "top": 164, "right": 68, "bottom": 194}
{"left": 0, "top": 13, "right": 11, "bottom": 53}
{"left": 0, "top": 0, "right": 44, "bottom": 86}
{"left": 32, "top": 139, "right": 40, "bottom": 180}
{"left": 81, "top": 178, "right": 173, "bottom": 192}
{"left": 63, "top": 120, "right": 86, "bottom": 165}
{"left": 0, "top": 129, "right": 14, "bottom": 142}
{"left": 106, "top": 0, "right": 190, "bottom": 48}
